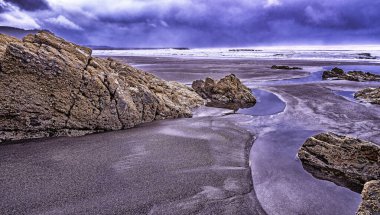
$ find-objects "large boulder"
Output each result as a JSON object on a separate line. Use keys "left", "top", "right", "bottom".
{"left": 355, "top": 87, "right": 380, "bottom": 105}
{"left": 0, "top": 31, "right": 204, "bottom": 143}
{"left": 192, "top": 74, "right": 256, "bottom": 110}
{"left": 298, "top": 133, "right": 380, "bottom": 215}
{"left": 322, "top": 67, "right": 380, "bottom": 82}
{"left": 357, "top": 180, "right": 380, "bottom": 215}
{"left": 298, "top": 132, "right": 380, "bottom": 193}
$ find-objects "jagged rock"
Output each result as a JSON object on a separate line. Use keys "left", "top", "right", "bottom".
{"left": 298, "top": 133, "right": 380, "bottom": 214}
{"left": 357, "top": 180, "right": 380, "bottom": 215}
{"left": 0, "top": 33, "right": 21, "bottom": 56}
{"left": 0, "top": 31, "right": 204, "bottom": 143}
{"left": 322, "top": 67, "right": 380, "bottom": 81}
{"left": 298, "top": 132, "right": 380, "bottom": 193}
{"left": 271, "top": 65, "right": 302, "bottom": 70}
{"left": 192, "top": 74, "right": 256, "bottom": 110}
{"left": 355, "top": 87, "right": 380, "bottom": 105}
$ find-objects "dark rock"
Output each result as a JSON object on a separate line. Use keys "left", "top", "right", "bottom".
{"left": 357, "top": 53, "right": 377, "bottom": 60}
{"left": 192, "top": 74, "right": 256, "bottom": 110}
{"left": 298, "top": 132, "right": 380, "bottom": 193}
{"left": 271, "top": 65, "right": 302, "bottom": 70}
{"left": 322, "top": 67, "right": 380, "bottom": 82}
{"left": 0, "top": 32, "right": 204, "bottom": 143}
{"left": 357, "top": 180, "right": 380, "bottom": 215}
{"left": 355, "top": 88, "right": 380, "bottom": 105}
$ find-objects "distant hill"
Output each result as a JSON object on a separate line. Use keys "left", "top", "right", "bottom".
{"left": 0, "top": 26, "right": 40, "bottom": 39}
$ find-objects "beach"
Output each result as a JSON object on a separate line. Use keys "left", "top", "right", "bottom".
{"left": 1, "top": 54, "right": 380, "bottom": 214}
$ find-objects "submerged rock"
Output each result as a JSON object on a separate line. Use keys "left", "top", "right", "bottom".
{"left": 298, "top": 132, "right": 380, "bottom": 193}
{"left": 322, "top": 67, "right": 380, "bottom": 82}
{"left": 271, "top": 65, "right": 302, "bottom": 70}
{"left": 192, "top": 74, "right": 256, "bottom": 110}
{"left": 0, "top": 31, "right": 204, "bottom": 143}
{"left": 357, "top": 180, "right": 380, "bottom": 215}
{"left": 355, "top": 87, "right": 380, "bottom": 105}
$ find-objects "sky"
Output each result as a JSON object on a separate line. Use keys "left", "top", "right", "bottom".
{"left": 0, "top": 0, "right": 380, "bottom": 47}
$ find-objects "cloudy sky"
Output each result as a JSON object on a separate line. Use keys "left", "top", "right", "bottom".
{"left": 1, "top": 0, "right": 379, "bottom": 47}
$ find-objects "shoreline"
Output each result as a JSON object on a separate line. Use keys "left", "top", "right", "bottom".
{"left": 1, "top": 55, "right": 379, "bottom": 214}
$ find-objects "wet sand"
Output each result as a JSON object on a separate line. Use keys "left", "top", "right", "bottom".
{"left": 118, "top": 56, "right": 380, "bottom": 214}
{"left": 0, "top": 116, "right": 265, "bottom": 214}
{"left": 1, "top": 56, "right": 380, "bottom": 214}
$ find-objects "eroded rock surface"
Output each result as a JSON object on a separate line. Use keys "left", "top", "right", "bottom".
{"left": 357, "top": 180, "right": 380, "bottom": 215}
{"left": 298, "top": 133, "right": 380, "bottom": 214}
{"left": 355, "top": 87, "right": 380, "bottom": 105}
{"left": 192, "top": 74, "right": 256, "bottom": 110}
{"left": 0, "top": 31, "right": 204, "bottom": 142}
{"left": 298, "top": 132, "right": 380, "bottom": 193}
{"left": 322, "top": 67, "right": 380, "bottom": 81}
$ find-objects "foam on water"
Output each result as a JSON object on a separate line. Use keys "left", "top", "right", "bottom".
{"left": 93, "top": 45, "right": 380, "bottom": 63}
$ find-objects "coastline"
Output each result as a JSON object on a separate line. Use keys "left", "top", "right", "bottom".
{"left": 113, "top": 56, "right": 380, "bottom": 214}
{"left": 1, "top": 55, "right": 380, "bottom": 214}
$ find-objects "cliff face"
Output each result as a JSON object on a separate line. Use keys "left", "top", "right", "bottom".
{"left": 0, "top": 31, "right": 204, "bottom": 142}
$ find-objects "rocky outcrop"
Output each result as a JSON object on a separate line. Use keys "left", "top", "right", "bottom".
{"left": 298, "top": 133, "right": 380, "bottom": 214}
{"left": 322, "top": 67, "right": 380, "bottom": 82}
{"left": 0, "top": 31, "right": 204, "bottom": 143}
{"left": 271, "top": 65, "right": 302, "bottom": 70}
{"left": 298, "top": 132, "right": 380, "bottom": 193}
{"left": 355, "top": 87, "right": 380, "bottom": 105}
{"left": 357, "top": 180, "right": 380, "bottom": 215}
{"left": 192, "top": 74, "right": 256, "bottom": 110}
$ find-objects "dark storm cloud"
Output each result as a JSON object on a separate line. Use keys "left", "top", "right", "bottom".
{"left": 3, "top": 0, "right": 380, "bottom": 47}
{"left": 4, "top": 0, "right": 50, "bottom": 11}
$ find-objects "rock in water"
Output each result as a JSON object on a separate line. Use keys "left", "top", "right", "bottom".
{"left": 357, "top": 180, "right": 380, "bottom": 215}
{"left": 271, "top": 65, "right": 302, "bottom": 70}
{"left": 192, "top": 74, "right": 256, "bottom": 110}
{"left": 0, "top": 31, "right": 204, "bottom": 143}
{"left": 298, "top": 132, "right": 380, "bottom": 193}
{"left": 355, "top": 87, "right": 380, "bottom": 105}
{"left": 298, "top": 133, "right": 380, "bottom": 214}
{"left": 322, "top": 67, "right": 380, "bottom": 81}
{"left": 357, "top": 53, "right": 377, "bottom": 60}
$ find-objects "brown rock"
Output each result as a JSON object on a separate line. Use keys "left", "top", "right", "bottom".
{"left": 355, "top": 87, "right": 380, "bottom": 105}
{"left": 299, "top": 133, "right": 380, "bottom": 214}
{"left": 357, "top": 180, "right": 380, "bottom": 215}
{"left": 322, "top": 67, "right": 380, "bottom": 82}
{"left": 192, "top": 74, "right": 256, "bottom": 110}
{"left": 0, "top": 31, "right": 204, "bottom": 143}
{"left": 298, "top": 132, "right": 380, "bottom": 193}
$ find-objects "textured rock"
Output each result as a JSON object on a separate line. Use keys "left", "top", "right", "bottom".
{"left": 271, "top": 65, "right": 302, "bottom": 70}
{"left": 357, "top": 180, "right": 380, "bottom": 215}
{"left": 192, "top": 74, "right": 256, "bottom": 110}
{"left": 355, "top": 87, "right": 380, "bottom": 105}
{"left": 0, "top": 31, "right": 204, "bottom": 142}
{"left": 0, "top": 33, "right": 21, "bottom": 56}
{"left": 298, "top": 132, "right": 380, "bottom": 193}
{"left": 322, "top": 67, "right": 380, "bottom": 81}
